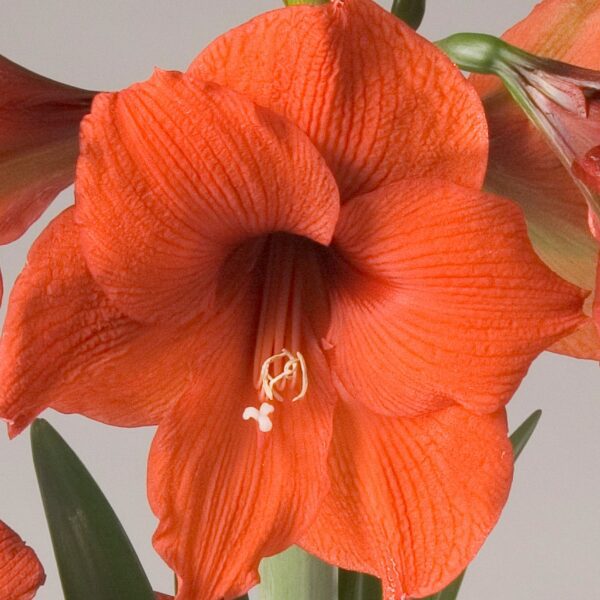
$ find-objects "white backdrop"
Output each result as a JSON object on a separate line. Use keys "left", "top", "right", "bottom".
{"left": 0, "top": 1, "right": 599, "bottom": 598}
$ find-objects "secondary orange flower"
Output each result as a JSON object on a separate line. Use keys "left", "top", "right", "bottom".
{"left": 0, "top": 520, "right": 45, "bottom": 600}
{"left": 0, "top": 55, "right": 95, "bottom": 301}
{"left": 470, "top": 0, "right": 600, "bottom": 358}
{"left": 0, "top": 1, "right": 587, "bottom": 598}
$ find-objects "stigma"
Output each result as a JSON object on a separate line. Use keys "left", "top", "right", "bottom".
{"left": 243, "top": 348, "right": 308, "bottom": 433}
{"left": 260, "top": 349, "right": 307, "bottom": 403}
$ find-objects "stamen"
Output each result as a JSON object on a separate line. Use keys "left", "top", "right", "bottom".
{"left": 259, "top": 349, "right": 308, "bottom": 403}
{"left": 243, "top": 402, "right": 275, "bottom": 433}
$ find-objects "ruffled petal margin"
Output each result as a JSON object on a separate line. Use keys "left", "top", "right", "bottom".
{"left": 189, "top": 0, "right": 488, "bottom": 201}
{"left": 0, "top": 208, "right": 201, "bottom": 437}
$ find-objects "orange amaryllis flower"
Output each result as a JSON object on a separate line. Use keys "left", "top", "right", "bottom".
{"left": 0, "top": 55, "right": 95, "bottom": 301}
{"left": 470, "top": 0, "right": 600, "bottom": 358}
{"left": 0, "top": 520, "right": 45, "bottom": 599}
{"left": 0, "top": 0, "right": 587, "bottom": 598}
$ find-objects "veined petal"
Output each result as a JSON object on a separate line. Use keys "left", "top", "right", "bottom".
{"left": 0, "top": 55, "right": 95, "bottom": 244}
{"left": 148, "top": 282, "right": 335, "bottom": 600}
{"left": 0, "top": 208, "right": 201, "bottom": 437}
{"left": 300, "top": 405, "right": 512, "bottom": 600}
{"left": 330, "top": 179, "right": 586, "bottom": 416}
{"left": 0, "top": 520, "right": 45, "bottom": 600}
{"left": 189, "top": 0, "right": 488, "bottom": 200}
{"left": 76, "top": 69, "right": 339, "bottom": 325}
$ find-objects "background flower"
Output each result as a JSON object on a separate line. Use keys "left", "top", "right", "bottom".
{"left": 470, "top": 0, "right": 600, "bottom": 359}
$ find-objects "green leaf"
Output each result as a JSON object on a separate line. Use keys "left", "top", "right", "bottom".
{"left": 31, "top": 419, "right": 155, "bottom": 600}
{"left": 422, "top": 572, "right": 465, "bottom": 600}
{"left": 420, "top": 410, "right": 542, "bottom": 600}
{"left": 338, "top": 569, "right": 382, "bottom": 600}
{"left": 510, "top": 410, "right": 542, "bottom": 462}
{"left": 391, "top": 0, "right": 426, "bottom": 30}
{"left": 260, "top": 546, "right": 336, "bottom": 600}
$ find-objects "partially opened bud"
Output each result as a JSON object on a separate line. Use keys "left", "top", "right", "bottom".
{"left": 439, "top": 33, "right": 600, "bottom": 228}
{"left": 0, "top": 56, "right": 96, "bottom": 245}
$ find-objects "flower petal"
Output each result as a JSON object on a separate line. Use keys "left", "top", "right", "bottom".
{"left": 148, "top": 282, "right": 335, "bottom": 600}
{"left": 0, "top": 208, "right": 202, "bottom": 437}
{"left": 0, "top": 55, "right": 94, "bottom": 244}
{"left": 0, "top": 520, "right": 45, "bottom": 600}
{"left": 329, "top": 179, "right": 586, "bottom": 415}
{"left": 300, "top": 404, "right": 513, "bottom": 600}
{"left": 550, "top": 317, "right": 600, "bottom": 359}
{"left": 76, "top": 69, "right": 339, "bottom": 325}
{"left": 189, "top": 0, "right": 488, "bottom": 200}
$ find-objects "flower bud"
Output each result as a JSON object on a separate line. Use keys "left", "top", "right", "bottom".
{"left": 439, "top": 33, "right": 600, "bottom": 239}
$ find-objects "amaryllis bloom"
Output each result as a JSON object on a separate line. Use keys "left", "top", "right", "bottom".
{"left": 0, "top": 55, "right": 95, "bottom": 301}
{"left": 468, "top": 0, "right": 600, "bottom": 357}
{"left": 0, "top": 520, "right": 45, "bottom": 599}
{"left": 0, "top": 0, "right": 587, "bottom": 598}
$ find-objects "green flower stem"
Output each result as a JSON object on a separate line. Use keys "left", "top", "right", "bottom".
{"left": 436, "top": 33, "right": 539, "bottom": 122}
{"left": 338, "top": 569, "right": 382, "bottom": 600}
{"left": 283, "top": 0, "right": 329, "bottom": 5}
{"left": 259, "top": 546, "right": 336, "bottom": 600}
{"left": 391, "top": 0, "right": 426, "bottom": 30}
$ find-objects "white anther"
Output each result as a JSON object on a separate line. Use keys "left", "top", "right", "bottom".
{"left": 243, "top": 402, "right": 275, "bottom": 433}
{"left": 259, "top": 349, "right": 308, "bottom": 403}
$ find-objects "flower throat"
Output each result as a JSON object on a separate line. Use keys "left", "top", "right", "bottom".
{"left": 243, "top": 234, "right": 310, "bottom": 433}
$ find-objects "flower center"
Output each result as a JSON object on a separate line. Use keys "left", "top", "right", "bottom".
{"left": 243, "top": 234, "right": 311, "bottom": 433}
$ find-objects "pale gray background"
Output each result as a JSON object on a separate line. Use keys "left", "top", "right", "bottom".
{"left": 0, "top": 1, "right": 599, "bottom": 598}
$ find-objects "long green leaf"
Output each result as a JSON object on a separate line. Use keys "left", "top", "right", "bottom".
{"left": 339, "top": 569, "right": 382, "bottom": 600}
{"left": 510, "top": 410, "right": 542, "bottom": 461}
{"left": 31, "top": 419, "right": 155, "bottom": 600}
{"left": 260, "top": 546, "right": 335, "bottom": 600}
{"left": 391, "top": 0, "right": 426, "bottom": 30}
{"left": 422, "top": 572, "right": 465, "bottom": 600}
{"left": 421, "top": 410, "right": 542, "bottom": 600}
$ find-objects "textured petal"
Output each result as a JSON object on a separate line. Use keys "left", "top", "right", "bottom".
{"left": 0, "top": 520, "right": 45, "bottom": 600}
{"left": 329, "top": 179, "right": 586, "bottom": 416}
{"left": 76, "top": 69, "right": 339, "bottom": 324}
{"left": 470, "top": 0, "right": 600, "bottom": 358}
{"left": 0, "top": 208, "right": 202, "bottom": 437}
{"left": 300, "top": 404, "right": 513, "bottom": 600}
{"left": 0, "top": 55, "right": 95, "bottom": 244}
{"left": 148, "top": 281, "right": 335, "bottom": 600}
{"left": 189, "top": 0, "right": 488, "bottom": 200}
